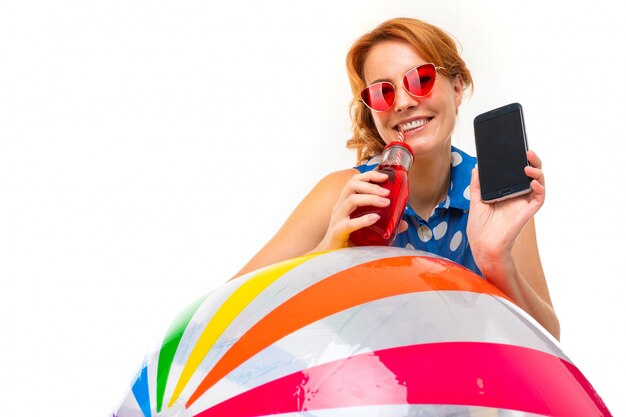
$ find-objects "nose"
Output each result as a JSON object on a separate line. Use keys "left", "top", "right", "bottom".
{"left": 393, "top": 84, "right": 419, "bottom": 112}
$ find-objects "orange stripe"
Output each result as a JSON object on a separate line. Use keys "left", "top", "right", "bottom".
{"left": 186, "top": 255, "right": 509, "bottom": 407}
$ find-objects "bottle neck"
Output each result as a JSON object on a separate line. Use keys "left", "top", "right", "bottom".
{"left": 381, "top": 144, "right": 413, "bottom": 170}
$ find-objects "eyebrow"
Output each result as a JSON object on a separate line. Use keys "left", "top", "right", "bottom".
{"left": 369, "top": 77, "right": 392, "bottom": 85}
{"left": 366, "top": 63, "right": 428, "bottom": 86}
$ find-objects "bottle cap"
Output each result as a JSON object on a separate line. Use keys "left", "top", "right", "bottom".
{"left": 384, "top": 141, "right": 414, "bottom": 157}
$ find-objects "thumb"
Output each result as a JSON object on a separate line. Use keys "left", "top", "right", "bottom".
{"left": 469, "top": 167, "right": 482, "bottom": 207}
{"left": 397, "top": 219, "right": 409, "bottom": 234}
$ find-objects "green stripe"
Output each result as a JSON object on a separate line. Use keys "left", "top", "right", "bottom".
{"left": 156, "top": 293, "right": 209, "bottom": 412}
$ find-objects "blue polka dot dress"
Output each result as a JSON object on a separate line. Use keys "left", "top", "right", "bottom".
{"left": 355, "top": 146, "right": 482, "bottom": 276}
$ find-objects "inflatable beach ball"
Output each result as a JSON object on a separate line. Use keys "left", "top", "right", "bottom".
{"left": 114, "top": 247, "right": 611, "bottom": 417}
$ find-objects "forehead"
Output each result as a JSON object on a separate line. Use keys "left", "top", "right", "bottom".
{"left": 363, "top": 40, "right": 427, "bottom": 84}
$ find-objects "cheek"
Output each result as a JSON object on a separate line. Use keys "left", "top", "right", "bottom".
{"left": 371, "top": 114, "right": 390, "bottom": 141}
{"left": 432, "top": 88, "right": 458, "bottom": 123}
{"left": 439, "top": 103, "right": 457, "bottom": 130}
{"left": 429, "top": 93, "right": 457, "bottom": 136}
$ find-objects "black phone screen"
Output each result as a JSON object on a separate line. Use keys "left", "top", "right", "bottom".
{"left": 474, "top": 107, "right": 530, "bottom": 197}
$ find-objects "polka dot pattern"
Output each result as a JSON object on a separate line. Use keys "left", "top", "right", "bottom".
{"left": 450, "top": 231, "right": 463, "bottom": 252}
{"left": 433, "top": 221, "right": 448, "bottom": 240}
{"left": 355, "top": 146, "right": 482, "bottom": 276}
{"left": 451, "top": 151, "right": 463, "bottom": 167}
{"left": 417, "top": 225, "right": 432, "bottom": 242}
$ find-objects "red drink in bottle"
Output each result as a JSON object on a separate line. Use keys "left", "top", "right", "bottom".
{"left": 350, "top": 141, "right": 413, "bottom": 246}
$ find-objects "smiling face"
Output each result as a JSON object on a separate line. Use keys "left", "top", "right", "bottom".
{"left": 362, "top": 40, "right": 464, "bottom": 158}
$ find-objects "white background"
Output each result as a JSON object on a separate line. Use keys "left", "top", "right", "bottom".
{"left": 1, "top": 0, "right": 624, "bottom": 415}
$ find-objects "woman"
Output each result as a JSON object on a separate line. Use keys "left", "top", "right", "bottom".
{"left": 235, "top": 17, "right": 560, "bottom": 339}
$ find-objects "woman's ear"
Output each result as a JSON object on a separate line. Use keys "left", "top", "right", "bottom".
{"left": 453, "top": 73, "right": 464, "bottom": 108}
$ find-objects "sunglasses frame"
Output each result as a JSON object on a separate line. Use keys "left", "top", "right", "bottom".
{"left": 359, "top": 63, "right": 446, "bottom": 112}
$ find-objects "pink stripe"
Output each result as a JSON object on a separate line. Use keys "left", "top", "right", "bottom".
{"left": 194, "top": 342, "right": 611, "bottom": 417}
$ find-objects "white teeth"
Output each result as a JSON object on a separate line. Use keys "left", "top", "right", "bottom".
{"left": 400, "top": 119, "right": 429, "bottom": 131}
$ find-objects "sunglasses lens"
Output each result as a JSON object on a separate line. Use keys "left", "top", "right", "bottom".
{"left": 404, "top": 64, "right": 436, "bottom": 97}
{"left": 361, "top": 82, "right": 395, "bottom": 112}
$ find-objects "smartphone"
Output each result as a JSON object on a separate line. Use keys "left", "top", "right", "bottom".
{"left": 473, "top": 102, "right": 532, "bottom": 203}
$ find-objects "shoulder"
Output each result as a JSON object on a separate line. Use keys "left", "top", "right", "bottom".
{"left": 297, "top": 168, "right": 364, "bottom": 215}
{"left": 234, "top": 168, "right": 359, "bottom": 277}
{"left": 314, "top": 168, "right": 360, "bottom": 194}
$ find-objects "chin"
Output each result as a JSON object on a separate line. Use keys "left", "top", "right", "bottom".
{"left": 404, "top": 135, "right": 437, "bottom": 152}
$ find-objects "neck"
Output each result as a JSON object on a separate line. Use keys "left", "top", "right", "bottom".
{"left": 406, "top": 146, "right": 451, "bottom": 220}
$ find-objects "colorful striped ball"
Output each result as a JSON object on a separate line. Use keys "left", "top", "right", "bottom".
{"left": 114, "top": 247, "right": 611, "bottom": 417}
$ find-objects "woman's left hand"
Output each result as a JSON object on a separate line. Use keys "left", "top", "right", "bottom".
{"left": 466, "top": 150, "right": 545, "bottom": 273}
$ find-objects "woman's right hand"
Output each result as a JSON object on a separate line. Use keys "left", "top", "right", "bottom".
{"left": 314, "top": 170, "right": 392, "bottom": 252}
{"left": 234, "top": 168, "right": 408, "bottom": 279}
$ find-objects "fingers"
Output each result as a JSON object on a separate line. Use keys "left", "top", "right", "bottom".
{"left": 339, "top": 170, "right": 389, "bottom": 200}
{"left": 397, "top": 219, "right": 409, "bottom": 234}
{"left": 525, "top": 150, "right": 545, "bottom": 187}
{"left": 469, "top": 167, "right": 482, "bottom": 206}
{"left": 530, "top": 178, "right": 545, "bottom": 197}
{"left": 524, "top": 165, "right": 544, "bottom": 183}
{"left": 322, "top": 170, "right": 392, "bottom": 250}
{"left": 527, "top": 149, "right": 542, "bottom": 169}
{"left": 351, "top": 178, "right": 390, "bottom": 198}
{"left": 336, "top": 171, "right": 390, "bottom": 217}
{"left": 345, "top": 213, "right": 380, "bottom": 233}
{"left": 528, "top": 175, "right": 546, "bottom": 203}
{"left": 336, "top": 193, "right": 390, "bottom": 219}
{"left": 525, "top": 150, "right": 546, "bottom": 204}
{"left": 324, "top": 205, "right": 383, "bottom": 250}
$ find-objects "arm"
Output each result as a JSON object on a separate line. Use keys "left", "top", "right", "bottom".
{"left": 481, "top": 218, "right": 560, "bottom": 340}
{"left": 232, "top": 168, "right": 391, "bottom": 278}
{"left": 467, "top": 150, "right": 560, "bottom": 340}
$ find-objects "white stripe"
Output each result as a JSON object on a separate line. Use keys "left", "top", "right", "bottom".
{"left": 171, "top": 247, "right": 436, "bottom": 410}
{"left": 192, "top": 290, "right": 567, "bottom": 411}
{"left": 162, "top": 283, "right": 248, "bottom": 406}
{"left": 114, "top": 384, "right": 145, "bottom": 417}
{"left": 147, "top": 356, "right": 158, "bottom": 415}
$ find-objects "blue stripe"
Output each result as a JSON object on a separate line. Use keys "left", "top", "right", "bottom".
{"left": 131, "top": 364, "right": 152, "bottom": 417}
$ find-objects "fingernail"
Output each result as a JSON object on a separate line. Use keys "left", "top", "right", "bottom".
{"left": 379, "top": 187, "right": 390, "bottom": 195}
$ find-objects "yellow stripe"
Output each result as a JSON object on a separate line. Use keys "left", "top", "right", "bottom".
{"left": 168, "top": 252, "right": 320, "bottom": 407}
